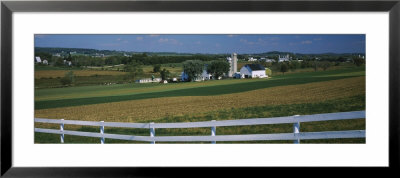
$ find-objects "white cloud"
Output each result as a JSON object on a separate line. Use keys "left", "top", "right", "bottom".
{"left": 136, "top": 36, "right": 144, "bottom": 40}
{"left": 240, "top": 39, "right": 255, "bottom": 45}
{"left": 301, "top": 40, "right": 313, "bottom": 44}
{"left": 158, "top": 38, "right": 182, "bottom": 45}
{"left": 268, "top": 37, "right": 280, "bottom": 41}
{"left": 159, "top": 38, "right": 169, "bottom": 43}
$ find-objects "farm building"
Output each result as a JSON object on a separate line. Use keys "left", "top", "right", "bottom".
{"left": 136, "top": 78, "right": 162, "bottom": 83}
{"left": 42, "top": 59, "right": 48, "bottom": 65}
{"left": 181, "top": 69, "right": 212, "bottom": 82}
{"left": 278, "top": 54, "right": 290, "bottom": 62}
{"left": 240, "top": 64, "right": 268, "bottom": 78}
{"left": 259, "top": 57, "right": 274, "bottom": 63}
{"left": 248, "top": 57, "right": 257, "bottom": 61}
{"left": 35, "top": 56, "right": 42, "bottom": 63}
{"left": 201, "top": 68, "right": 212, "bottom": 80}
{"left": 264, "top": 58, "right": 275, "bottom": 63}
{"left": 181, "top": 64, "right": 213, "bottom": 82}
{"left": 226, "top": 53, "right": 238, "bottom": 77}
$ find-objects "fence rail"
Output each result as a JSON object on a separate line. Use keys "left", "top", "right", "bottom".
{"left": 34, "top": 110, "right": 366, "bottom": 144}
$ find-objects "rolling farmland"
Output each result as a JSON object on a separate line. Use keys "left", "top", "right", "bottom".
{"left": 34, "top": 66, "right": 366, "bottom": 143}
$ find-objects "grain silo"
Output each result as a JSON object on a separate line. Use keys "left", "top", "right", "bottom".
{"left": 232, "top": 53, "right": 237, "bottom": 74}
{"left": 226, "top": 53, "right": 238, "bottom": 77}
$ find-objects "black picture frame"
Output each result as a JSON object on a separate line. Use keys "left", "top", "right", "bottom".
{"left": 1, "top": 0, "right": 399, "bottom": 177}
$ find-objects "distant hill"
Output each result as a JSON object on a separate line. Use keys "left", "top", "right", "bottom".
{"left": 35, "top": 47, "right": 364, "bottom": 57}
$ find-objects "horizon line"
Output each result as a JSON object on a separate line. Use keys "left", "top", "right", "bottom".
{"left": 34, "top": 46, "right": 366, "bottom": 55}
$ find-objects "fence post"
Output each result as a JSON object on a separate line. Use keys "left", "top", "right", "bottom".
{"left": 150, "top": 122, "right": 155, "bottom": 144}
{"left": 211, "top": 120, "right": 216, "bottom": 144}
{"left": 60, "top": 119, "right": 64, "bottom": 143}
{"left": 293, "top": 115, "right": 300, "bottom": 144}
{"left": 100, "top": 121, "right": 105, "bottom": 144}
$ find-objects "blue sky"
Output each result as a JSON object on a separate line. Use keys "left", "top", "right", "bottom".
{"left": 34, "top": 34, "right": 365, "bottom": 54}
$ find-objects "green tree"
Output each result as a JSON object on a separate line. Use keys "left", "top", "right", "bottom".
{"left": 265, "top": 68, "right": 272, "bottom": 77}
{"left": 206, "top": 60, "right": 230, "bottom": 80}
{"left": 124, "top": 61, "right": 143, "bottom": 82}
{"left": 289, "top": 60, "right": 300, "bottom": 71}
{"left": 60, "top": 71, "right": 75, "bottom": 86}
{"left": 54, "top": 57, "right": 65, "bottom": 67}
{"left": 321, "top": 61, "right": 332, "bottom": 71}
{"left": 67, "top": 53, "right": 72, "bottom": 61}
{"left": 153, "top": 64, "right": 161, "bottom": 73}
{"left": 313, "top": 60, "right": 319, "bottom": 72}
{"left": 280, "top": 63, "right": 288, "bottom": 75}
{"left": 182, "top": 60, "right": 204, "bottom": 81}
{"left": 160, "top": 68, "right": 171, "bottom": 81}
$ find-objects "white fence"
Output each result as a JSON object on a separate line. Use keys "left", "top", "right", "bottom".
{"left": 34, "top": 110, "right": 366, "bottom": 144}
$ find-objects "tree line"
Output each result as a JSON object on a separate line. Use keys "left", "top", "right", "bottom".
{"left": 35, "top": 52, "right": 229, "bottom": 67}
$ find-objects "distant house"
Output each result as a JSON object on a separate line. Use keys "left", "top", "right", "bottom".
{"left": 278, "top": 54, "right": 290, "bottom": 62}
{"left": 201, "top": 69, "right": 212, "bottom": 80}
{"left": 240, "top": 64, "right": 268, "bottom": 78}
{"left": 248, "top": 57, "right": 257, "bottom": 62}
{"left": 181, "top": 69, "right": 211, "bottom": 82}
{"left": 265, "top": 58, "right": 274, "bottom": 63}
{"left": 35, "top": 56, "right": 42, "bottom": 63}
{"left": 42, "top": 59, "right": 48, "bottom": 65}
{"left": 63, "top": 60, "right": 72, "bottom": 66}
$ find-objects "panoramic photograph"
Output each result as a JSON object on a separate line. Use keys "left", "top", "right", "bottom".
{"left": 34, "top": 34, "right": 366, "bottom": 144}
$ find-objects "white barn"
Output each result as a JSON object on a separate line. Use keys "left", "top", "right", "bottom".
{"left": 240, "top": 64, "right": 268, "bottom": 78}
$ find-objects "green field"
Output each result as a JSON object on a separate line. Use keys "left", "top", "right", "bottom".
{"left": 34, "top": 64, "right": 182, "bottom": 89}
{"left": 34, "top": 65, "right": 366, "bottom": 144}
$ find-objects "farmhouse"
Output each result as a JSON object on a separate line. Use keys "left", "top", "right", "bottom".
{"left": 278, "top": 54, "right": 290, "bottom": 62}
{"left": 240, "top": 64, "right": 268, "bottom": 78}
{"left": 181, "top": 64, "right": 214, "bottom": 82}
{"left": 181, "top": 69, "right": 212, "bottom": 82}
